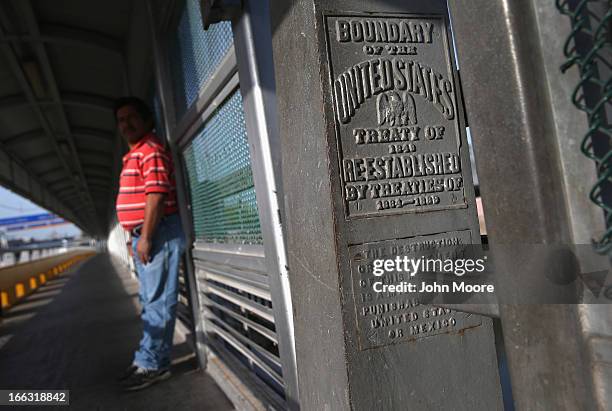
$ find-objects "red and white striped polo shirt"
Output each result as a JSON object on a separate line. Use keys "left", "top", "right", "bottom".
{"left": 116, "top": 133, "right": 178, "bottom": 230}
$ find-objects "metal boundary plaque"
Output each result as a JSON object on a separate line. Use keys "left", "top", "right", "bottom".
{"left": 348, "top": 230, "right": 482, "bottom": 350}
{"left": 323, "top": 13, "right": 468, "bottom": 220}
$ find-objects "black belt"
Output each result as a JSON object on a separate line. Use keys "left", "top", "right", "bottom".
{"left": 131, "top": 225, "right": 143, "bottom": 237}
{"left": 131, "top": 213, "right": 178, "bottom": 237}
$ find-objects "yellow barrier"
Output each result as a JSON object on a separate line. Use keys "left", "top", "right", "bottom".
{"left": 0, "top": 252, "right": 95, "bottom": 311}
{"left": 15, "top": 283, "right": 25, "bottom": 298}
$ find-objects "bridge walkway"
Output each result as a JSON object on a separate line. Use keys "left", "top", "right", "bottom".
{"left": 0, "top": 253, "right": 233, "bottom": 410}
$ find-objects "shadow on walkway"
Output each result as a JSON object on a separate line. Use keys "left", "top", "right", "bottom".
{"left": 0, "top": 253, "right": 233, "bottom": 411}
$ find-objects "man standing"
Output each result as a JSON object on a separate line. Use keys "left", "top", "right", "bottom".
{"left": 113, "top": 97, "right": 185, "bottom": 391}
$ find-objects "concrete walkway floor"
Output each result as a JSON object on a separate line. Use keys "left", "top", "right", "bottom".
{"left": 0, "top": 253, "right": 233, "bottom": 411}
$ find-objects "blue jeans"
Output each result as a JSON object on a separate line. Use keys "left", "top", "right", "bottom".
{"left": 131, "top": 213, "right": 186, "bottom": 370}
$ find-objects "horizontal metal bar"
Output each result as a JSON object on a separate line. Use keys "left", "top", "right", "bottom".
{"left": 195, "top": 256, "right": 269, "bottom": 289}
{"left": 173, "top": 48, "right": 238, "bottom": 146}
{"left": 194, "top": 241, "right": 265, "bottom": 257}
{"left": 192, "top": 242, "right": 267, "bottom": 274}
{"left": 198, "top": 267, "right": 271, "bottom": 300}
{"left": 208, "top": 337, "right": 285, "bottom": 401}
{"left": 204, "top": 308, "right": 281, "bottom": 368}
{"left": 176, "top": 73, "right": 240, "bottom": 149}
{"left": 202, "top": 280, "right": 275, "bottom": 322}
{"left": 202, "top": 295, "right": 278, "bottom": 343}
{"left": 206, "top": 346, "right": 287, "bottom": 411}
{"left": 206, "top": 321, "right": 283, "bottom": 387}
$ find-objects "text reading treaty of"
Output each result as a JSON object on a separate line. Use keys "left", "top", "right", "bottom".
{"left": 324, "top": 15, "right": 467, "bottom": 218}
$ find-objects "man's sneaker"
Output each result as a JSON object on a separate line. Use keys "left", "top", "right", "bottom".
{"left": 121, "top": 367, "right": 171, "bottom": 392}
{"left": 117, "top": 364, "right": 138, "bottom": 382}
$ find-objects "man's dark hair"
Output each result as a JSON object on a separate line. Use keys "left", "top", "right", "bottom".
{"left": 113, "top": 96, "right": 153, "bottom": 122}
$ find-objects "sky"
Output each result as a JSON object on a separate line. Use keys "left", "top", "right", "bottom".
{"left": 0, "top": 186, "right": 82, "bottom": 240}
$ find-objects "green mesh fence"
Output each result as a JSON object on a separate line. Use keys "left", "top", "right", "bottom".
{"left": 557, "top": 0, "right": 612, "bottom": 253}
{"left": 169, "top": 0, "right": 233, "bottom": 118}
{"left": 183, "top": 89, "right": 263, "bottom": 244}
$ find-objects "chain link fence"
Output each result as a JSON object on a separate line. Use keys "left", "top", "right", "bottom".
{"left": 556, "top": 0, "right": 612, "bottom": 253}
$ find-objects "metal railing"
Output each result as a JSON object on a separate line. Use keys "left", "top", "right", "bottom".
{"left": 148, "top": 0, "right": 296, "bottom": 406}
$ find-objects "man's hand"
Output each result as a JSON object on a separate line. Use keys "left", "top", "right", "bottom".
{"left": 137, "top": 237, "right": 152, "bottom": 264}
{"left": 138, "top": 192, "right": 166, "bottom": 265}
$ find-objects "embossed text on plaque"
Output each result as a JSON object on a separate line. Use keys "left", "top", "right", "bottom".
{"left": 349, "top": 230, "right": 481, "bottom": 350}
{"left": 324, "top": 14, "right": 467, "bottom": 218}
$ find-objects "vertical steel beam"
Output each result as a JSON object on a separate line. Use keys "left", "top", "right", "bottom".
{"left": 232, "top": 0, "right": 299, "bottom": 406}
{"left": 146, "top": 0, "right": 209, "bottom": 370}
{"left": 448, "top": 0, "right": 604, "bottom": 409}
{"left": 534, "top": 2, "right": 612, "bottom": 409}
{"left": 270, "top": 0, "right": 503, "bottom": 409}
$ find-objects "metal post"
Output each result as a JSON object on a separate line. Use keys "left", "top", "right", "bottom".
{"left": 270, "top": 0, "right": 503, "bottom": 409}
{"left": 448, "top": 0, "right": 609, "bottom": 409}
{"left": 146, "top": 0, "right": 209, "bottom": 369}
{"left": 232, "top": 0, "right": 299, "bottom": 406}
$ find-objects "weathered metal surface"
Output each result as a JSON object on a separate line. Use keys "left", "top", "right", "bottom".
{"left": 448, "top": 0, "right": 608, "bottom": 409}
{"left": 271, "top": 0, "right": 503, "bottom": 409}
{"left": 232, "top": 0, "right": 300, "bottom": 406}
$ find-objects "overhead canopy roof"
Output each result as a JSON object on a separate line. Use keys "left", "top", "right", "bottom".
{"left": 0, "top": 0, "right": 155, "bottom": 237}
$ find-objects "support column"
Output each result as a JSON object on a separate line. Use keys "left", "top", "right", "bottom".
{"left": 233, "top": 0, "right": 299, "bottom": 406}
{"left": 449, "top": 0, "right": 609, "bottom": 409}
{"left": 270, "top": 1, "right": 503, "bottom": 409}
{"left": 146, "top": 0, "right": 209, "bottom": 369}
